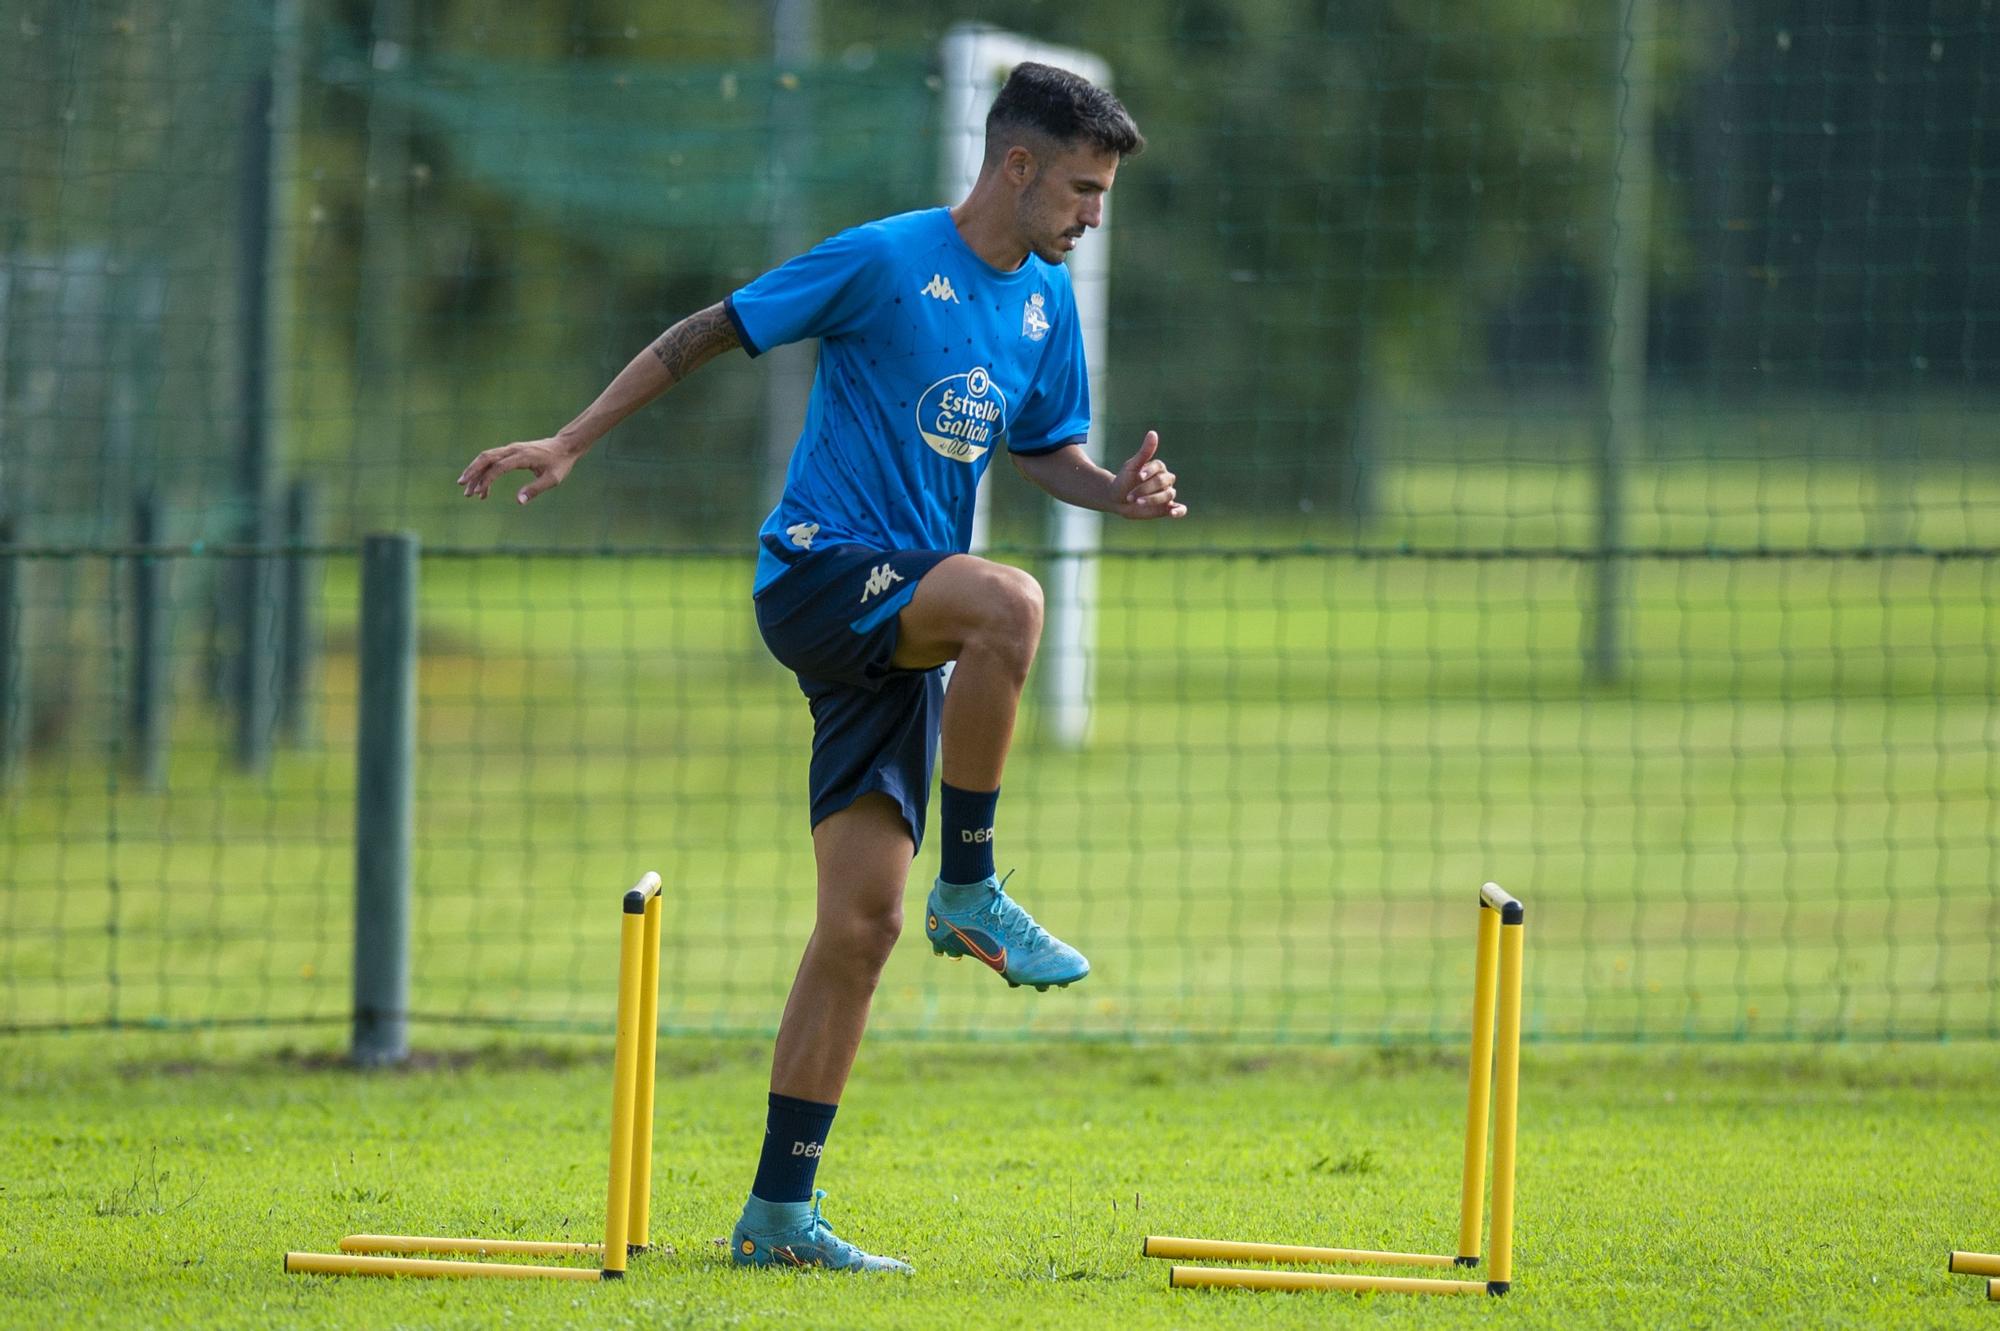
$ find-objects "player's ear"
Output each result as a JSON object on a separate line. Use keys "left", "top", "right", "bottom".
{"left": 1004, "top": 144, "right": 1036, "bottom": 187}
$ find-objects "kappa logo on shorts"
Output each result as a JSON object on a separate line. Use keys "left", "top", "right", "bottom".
{"left": 859, "top": 563, "right": 905, "bottom": 603}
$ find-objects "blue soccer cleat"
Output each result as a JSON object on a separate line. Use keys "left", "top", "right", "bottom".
{"left": 925, "top": 871, "right": 1090, "bottom": 991}
{"left": 730, "top": 1190, "right": 912, "bottom": 1274}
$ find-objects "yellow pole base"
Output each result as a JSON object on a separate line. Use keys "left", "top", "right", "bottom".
{"left": 1170, "top": 1265, "right": 1492, "bottom": 1296}
{"left": 1142, "top": 1236, "right": 1459, "bottom": 1268}
{"left": 340, "top": 1234, "right": 603, "bottom": 1258}
{"left": 284, "top": 1251, "right": 605, "bottom": 1281}
{"left": 1949, "top": 1251, "right": 2000, "bottom": 1278}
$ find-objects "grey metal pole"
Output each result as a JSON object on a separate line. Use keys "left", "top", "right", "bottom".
{"left": 353, "top": 0, "right": 413, "bottom": 517}
{"left": 234, "top": 65, "right": 278, "bottom": 772}
{"left": 352, "top": 531, "right": 417, "bottom": 1066}
{"left": 279, "top": 480, "right": 319, "bottom": 745}
{"left": 130, "top": 495, "right": 167, "bottom": 789}
{"left": 0, "top": 517, "right": 20, "bottom": 790}
{"left": 1591, "top": 0, "right": 1655, "bottom": 685}
{"left": 758, "top": 0, "right": 818, "bottom": 510}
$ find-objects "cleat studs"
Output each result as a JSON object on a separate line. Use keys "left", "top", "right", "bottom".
{"left": 1007, "top": 979, "right": 1020, "bottom": 988}
{"left": 1036, "top": 984, "right": 1048, "bottom": 992}
{"left": 932, "top": 947, "right": 945, "bottom": 956}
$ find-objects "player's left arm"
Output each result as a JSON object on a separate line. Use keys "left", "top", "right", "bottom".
{"left": 1012, "top": 431, "right": 1187, "bottom": 520}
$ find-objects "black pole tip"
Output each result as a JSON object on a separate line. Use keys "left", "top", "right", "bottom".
{"left": 1455, "top": 1255, "right": 1479, "bottom": 1267}
{"left": 1486, "top": 1280, "right": 1511, "bottom": 1296}
{"left": 600, "top": 1268, "right": 625, "bottom": 1280}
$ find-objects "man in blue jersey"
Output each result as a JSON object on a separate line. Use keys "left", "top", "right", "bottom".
{"left": 458, "top": 63, "right": 1180, "bottom": 1272}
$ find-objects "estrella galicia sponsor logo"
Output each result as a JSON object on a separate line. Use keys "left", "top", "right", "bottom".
{"left": 1021, "top": 290, "right": 1049, "bottom": 342}
{"left": 916, "top": 365, "right": 1006, "bottom": 464}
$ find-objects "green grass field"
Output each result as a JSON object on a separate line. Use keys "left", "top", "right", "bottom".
{"left": 4, "top": 1033, "right": 1999, "bottom": 1329}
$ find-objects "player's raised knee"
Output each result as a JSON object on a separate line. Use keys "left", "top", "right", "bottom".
{"left": 981, "top": 564, "right": 1044, "bottom": 642}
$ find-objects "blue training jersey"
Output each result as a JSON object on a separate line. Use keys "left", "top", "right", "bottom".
{"left": 725, "top": 208, "right": 1092, "bottom": 593}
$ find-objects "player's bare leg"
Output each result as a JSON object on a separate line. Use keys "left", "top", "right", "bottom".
{"left": 771, "top": 793, "right": 914, "bottom": 1104}
{"left": 890, "top": 554, "right": 1042, "bottom": 782}
{"left": 734, "top": 793, "right": 914, "bottom": 1273}
{"left": 894, "top": 556, "right": 1090, "bottom": 991}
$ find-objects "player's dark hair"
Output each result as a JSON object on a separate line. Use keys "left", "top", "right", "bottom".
{"left": 984, "top": 61, "right": 1144, "bottom": 165}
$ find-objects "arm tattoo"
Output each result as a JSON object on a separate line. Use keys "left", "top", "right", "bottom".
{"left": 650, "top": 303, "right": 741, "bottom": 382}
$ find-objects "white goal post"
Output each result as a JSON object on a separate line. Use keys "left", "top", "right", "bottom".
{"left": 939, "top": 23, "right": 1110, "bottom": 750}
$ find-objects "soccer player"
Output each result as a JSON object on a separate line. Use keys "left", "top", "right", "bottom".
{"left": 457, "top": 62, "right": 1181, "bottom": 1272}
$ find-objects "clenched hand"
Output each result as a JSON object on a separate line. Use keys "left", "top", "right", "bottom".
{"left": 1109, "top": 431, "right": 1186, "bottom": 519}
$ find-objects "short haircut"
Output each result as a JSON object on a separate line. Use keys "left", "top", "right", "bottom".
{"left": 983, "top": 61, "right": 1144, "bottom": 167}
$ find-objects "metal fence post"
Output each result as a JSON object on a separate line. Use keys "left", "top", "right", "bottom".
{"left": 279, "top": 480, "right": 319, "bottom": 745}
{"left": 352, "top": 532, "right": 417, "bottom": 1066}
{"left": 130, "top": 494, "right": 167, "bottom": 788}
{"left": 1591, "top": 0, "right": 1654, "bottom": 685}
{"left": 0, "top": 517, "right": 20, "bottom": 789}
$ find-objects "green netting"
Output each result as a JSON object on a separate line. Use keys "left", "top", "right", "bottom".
{"left": 317, "top": 45, "right": 936, "bottom": 240}
{"left": 4, "top": 1, "right": 1999, "bottom": 1045}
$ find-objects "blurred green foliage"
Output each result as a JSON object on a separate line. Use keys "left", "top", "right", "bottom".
{"left": 11, "top": 0, "right": 1996, "bottom": 546}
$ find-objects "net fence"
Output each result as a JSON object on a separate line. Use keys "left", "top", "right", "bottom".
{"left": 7, "top": 538, "right": 1996, "bottom": 1043}
{"left": 4, "top": 1, "right": 1999, "bottom": 1043}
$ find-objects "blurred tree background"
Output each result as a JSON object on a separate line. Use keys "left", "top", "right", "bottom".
{"left": 4, "top": 0, "right": 1995, "bottom": 546}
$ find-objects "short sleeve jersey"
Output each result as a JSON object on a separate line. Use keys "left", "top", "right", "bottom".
{"left": 726, "top": 208, "right": 1091, "bottom": 593}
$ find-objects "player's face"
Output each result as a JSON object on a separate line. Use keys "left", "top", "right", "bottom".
{"left": 1016, "top": 143, "right": 1119, "bottom": 264}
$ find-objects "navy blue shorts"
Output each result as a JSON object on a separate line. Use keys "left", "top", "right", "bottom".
{"left": 753, "top": 540, "right": 956, "bottom": 847}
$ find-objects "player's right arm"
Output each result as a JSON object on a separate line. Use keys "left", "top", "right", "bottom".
{"left": 457, "top": 302, "right": 741, "bottom": 505}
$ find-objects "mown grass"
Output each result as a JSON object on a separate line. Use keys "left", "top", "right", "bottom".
{"left": 3, "top": 1033, "right": 1998, "bottom": 1329}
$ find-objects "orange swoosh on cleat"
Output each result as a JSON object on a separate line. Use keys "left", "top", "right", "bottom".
{"left": 946, "top": 923, "right": 1007, "bottom": 974}
{"left": 773, "top": 1245, "right": 808, "bottom": 1268}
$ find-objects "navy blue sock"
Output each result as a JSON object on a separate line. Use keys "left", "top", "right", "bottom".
{"left": 939, "top": 782, "right": 1000, "bottom": 885}
{"left": 750, "top": 1092, "right": 838, "bottom": 1203}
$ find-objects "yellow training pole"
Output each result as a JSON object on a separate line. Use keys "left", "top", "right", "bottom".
{"left": 1456, "top": 900, "right": 1502, "bottom": 1265}
{"left": 1989, "top": 1278, "right": 2000, "bottom": 1303}
{"left": 1142, "top": 1236, "right": 1456, "bottom": 1268}
{"left": 1486, "top": 901, "right": 1526, "bottom": 1294}
{"left": 601, "top": 876, "right": 656, "bottom": 1278}
{"left": 1169, "top": 1265, "right": 1488, "bottom": 1296}
{"left": 1950, "top": 1251, "right": 2000, "bottom": 1277}
{"left": 284, "top": 1251, "right": 601, "bottom": 1281}
{"left": 339, "top": 1235, "right": 600, "bottom": 1257}
{"left": 627, "top": 887, "right": 663, "bottom": 1251}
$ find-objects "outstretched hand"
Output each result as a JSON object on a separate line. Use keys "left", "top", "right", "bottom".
{"left": 457, "top": 438, "right": 579, "bottom": 505}
{"left": 1110, "top": 431, "right": 1187, "bottom": 519}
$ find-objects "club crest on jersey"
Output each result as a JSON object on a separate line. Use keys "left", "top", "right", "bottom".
{"left": 1021, "top": 290, "right": 1050, "bottom": 342}
{"left": 916, "top": 366, "right": 1006, "bottom": 464}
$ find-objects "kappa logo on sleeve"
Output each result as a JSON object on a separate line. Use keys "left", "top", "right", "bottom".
{"left": 921, "top": 273, "right": 960, "bottom": 304}
{"left": 785, "top": 521, "right": 819, "bottom": 550}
